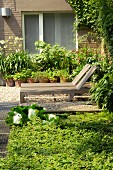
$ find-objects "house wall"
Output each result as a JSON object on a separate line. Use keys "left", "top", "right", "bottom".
{"left": 0, "top": 0, "right": 100, "bottom": 54}
{"left": 0, "top": 0, "right": 22, "bottom": 53}
{"left": 0, "top": 0, "right": 21, "bottom": 40}
{"left": 15, "top": 0, "right": 72, "bottom": 12}
{"left": 0, "top": 0, "right": 73, "bottom": 54}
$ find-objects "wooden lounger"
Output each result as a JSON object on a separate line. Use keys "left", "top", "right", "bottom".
{"left": 20, "top": 64, "right": 96, "bottom": 103}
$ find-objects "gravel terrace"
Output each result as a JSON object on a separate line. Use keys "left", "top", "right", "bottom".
{"left": 0, "top": 86, "right": 100, "bottom": 112}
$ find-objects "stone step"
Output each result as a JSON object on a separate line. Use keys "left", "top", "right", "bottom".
{"left": 0, "top": 120, "right": 10, "bottom": 133}
{"left": 0, "top": 151, "right": 7, "bottom": 158}
{"left": 0, "top": 133, "right": 9, "bottom": 152}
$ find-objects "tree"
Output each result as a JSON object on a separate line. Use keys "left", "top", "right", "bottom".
{"left": 67, "top": 0, "right": 113, "bottom": 58}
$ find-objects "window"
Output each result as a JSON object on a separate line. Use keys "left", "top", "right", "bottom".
{"left": 24, "top": 13, "right": 75, "bottom": 53}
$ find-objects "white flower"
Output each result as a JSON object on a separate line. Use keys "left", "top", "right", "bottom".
{"left": 48, "top": 114, "right": 56, "bottom": 120}
{"left": 13, "top": 111, "right": 22, "bottom": 124}
{"left": 28, "top": 108, "right": 38, "bottom": 120}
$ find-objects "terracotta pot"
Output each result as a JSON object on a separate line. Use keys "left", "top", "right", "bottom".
{"left": 6, "top": 79, "right": 15, "bottom": 87}
{"left": 27, "top": 78, "right": 35, "bottom": 83}
{"left": 15, "top": 80, "right": 22, "bottom": 87}
{"left": 38, "top": 77, "right": 50, "bottom": 83}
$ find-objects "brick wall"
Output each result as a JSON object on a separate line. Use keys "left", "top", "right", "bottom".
{"left": 0, "top": 1, "right": 5, "bottom": 40}
{"left": 0, "top": 0, "right": 22, "bottom": 53}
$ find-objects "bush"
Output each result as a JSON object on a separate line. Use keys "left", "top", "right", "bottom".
{"left": 1, "top": 112, "right": 113, "bottom": 169}
{"left": 90, "top": 71, "right": 113, "bottom": 112}
{"left": 0, "top": 51, "right": 33, "bottom": 75}
{"left": 35, "top": 41, "right": 78, "bottom": 73}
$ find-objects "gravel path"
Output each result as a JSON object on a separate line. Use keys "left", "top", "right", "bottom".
{"left": 0, "top": 87, "right": 20, "bottom": 103}
{"left": 0, "top": 86, "right": 101, "bottom": 112}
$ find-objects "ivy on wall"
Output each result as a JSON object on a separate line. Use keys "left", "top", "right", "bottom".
{"left": 67, "top": 0, "right": 113, "bottom": 57}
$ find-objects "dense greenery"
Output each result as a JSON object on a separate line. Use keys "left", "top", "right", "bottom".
{"left": 0, "top": 112, "right": 113, "bottom": 169}
{"left": 0, "top": 51, "right": 32, "bottom": 75}
{"left": 67, "top": 0, "right": 113, "bottom": 57}
{"left": 35, "top": 41, "right": 99, "bottom": 74}
{"left": 91, "top": 71, "right": 113, "bottom": 112}
{"left": 35, "top": 41, "right": 77, "bottom": 73}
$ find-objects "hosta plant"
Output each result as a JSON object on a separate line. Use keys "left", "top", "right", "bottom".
{"left": 5, "top": 104, "right": 60, "bottom": 126}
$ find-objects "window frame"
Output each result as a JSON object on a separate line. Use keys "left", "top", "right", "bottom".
{"left": 22, "top": 12, "right": 78, "bottom": 52}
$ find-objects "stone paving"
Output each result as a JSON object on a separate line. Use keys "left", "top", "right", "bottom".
{"left": 0, "top": 102, "right": 18, "bottom": 157}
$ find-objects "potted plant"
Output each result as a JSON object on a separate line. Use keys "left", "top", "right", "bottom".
{"left": 30, "top": 71, "right": 39, "bottom": 83}
{"left": 22, "top": 69, "right": 33, "bottom": 83}
{"left": 57, "top": 70, "right": 71, "bottom": 83}
{"left": 13, "top": 72, "right": 27, "bottom": 87}
{"left": 47, "top": 70, "right": 60, "bottom": 83}
{"left": 37, "top": 71, "right": 50, "bottom": 83}
{"left": 4, "top": 74, "right": 15, "bottom": 87}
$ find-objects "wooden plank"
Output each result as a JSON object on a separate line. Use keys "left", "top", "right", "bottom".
{"left": 21, "top": 82, "right": 72, "bottom": 87}
{"left": 24, "top": 95, "right": 90, "bottom": 99}
{"left": 75, "top": 66, "right": 96, "bottom": 90}
{"left": 20, "top": 86, "right": 89, "bottom": 94}
{"left": 44, "top": 109, "right": 102, "bottom": 113}
{"left": 72, "top": 64, "right": 91, "bottom": 85}
{"left": 20, "top": 87, "right": 90, "bottom": 103}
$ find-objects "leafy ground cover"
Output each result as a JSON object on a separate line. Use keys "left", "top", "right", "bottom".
{"left": 0, "top": 111, "right": 113, "bottom": 169}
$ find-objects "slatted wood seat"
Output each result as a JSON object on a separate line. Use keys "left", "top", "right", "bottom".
{"left": 20, "top": 64, "right": 96, "bottom": 104}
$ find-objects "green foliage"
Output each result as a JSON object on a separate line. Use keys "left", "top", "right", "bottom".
{"left": 5, "top": 104, "right": 60, "bottom": 126}
{"left": 67, "top": 0, "right": 99, "bottom": 29}
{"left": 0, "top": 51, "right": 32, "bottom": 75}
{"left": 13, "top": 72, "right": 27, "bottom": 80}
{"left": 90, "top": 71, "right": 113, "bottom": 112}
{"left": 3, "top": 74, "right": 14, "bottom": 80}
{"left": 35, "top": 41, "right": 77, "bottom": 72}
{"left": 67, "top": 0, "right": 113, "bottom": 57}
{"left": 1, "top": 112, "right": 113, "bottom": 169}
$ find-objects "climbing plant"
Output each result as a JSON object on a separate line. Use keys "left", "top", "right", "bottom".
{"left": 67, "top": 0, "right": 113, "bottom": 58}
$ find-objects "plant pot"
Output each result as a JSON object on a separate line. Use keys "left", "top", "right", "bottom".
{"left": 15, "top": 80, "right": 22, "bottom": 87}
{"left": 6, "top": 79, "right": 15, "bottom": 87}
{"left": 27, "top": 78, "right": 35, "bottom": 83}
{"left": 38, "top": 77, "right": 50, "bottom": 83}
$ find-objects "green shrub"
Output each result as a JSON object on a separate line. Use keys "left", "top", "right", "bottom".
{"left": 35, "top": 41, "right": 78, "bottom": 72}
{"left": 0, "top": 51, "right": 33, "bottom": 75}
{"left": 90, "top": 71, "right": 113, "bottom": 112}
{"left": 1, "top": 112, "right": 113, "bottom": 169}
